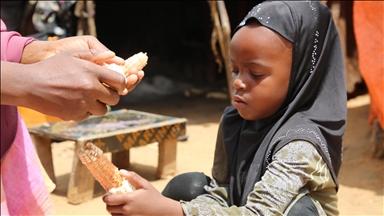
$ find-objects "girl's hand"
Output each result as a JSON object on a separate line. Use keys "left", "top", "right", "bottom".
{"left": 103, "top": 170, "right": 184, "bottom": 216}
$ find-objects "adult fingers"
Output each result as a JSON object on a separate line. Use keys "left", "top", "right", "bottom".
{"left": 105, "top": 56, "right": 125, "bottom": 65}
{"left": 125, "top": 70, "right": 145, "bottom": 93}
{"left": 69, "top": 49, "right": 127, "bottom": 93}
{"left": 62, "top": 49, "right": 124, "bottom": 107}
{"left": 87, "top": 100, "right": 109, "bottom": 116}
{"left": 94, "top": 83, "right": 122, "bottom": 108}
{"left": 62, "top": 111, "right": 91, "bottom": 122}
{"left": 99, "top": 69, "right": 127, "bottom": 94}
{"left": 82, "top": 36, "right": 125, "bottom": 65}
{"left": 82, "top": 35, "right": 109, "bottom": 51}
{"left": 126, "top": 74, "right": 139, "bottom": 88}
{"left": 71, "top": 49, "right": 117, "bottom": 64}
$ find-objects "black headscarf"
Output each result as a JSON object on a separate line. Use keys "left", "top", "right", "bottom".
{"left": 222, "top": 0, "right": 347, "bottom": 206}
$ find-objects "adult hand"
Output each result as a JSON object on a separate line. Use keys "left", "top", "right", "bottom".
{"left": 1, "top": 49, "right": 126, "bottom": 121}
{"left": 21, "top": 35, "right": 145, "bottom": 95}
{"left": 103, "top": 170, "right": 184, "bottom": 216}
{"left": 21, "top": 35, "right": 125, "bottom": 65}
{"left": 119, "top": 68, "right": 145, "bottom": 96}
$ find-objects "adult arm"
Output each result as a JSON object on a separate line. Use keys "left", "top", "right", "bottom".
{"left": 19, "top": 37, "right": 144, "bottom": 95}
{"left": 1, "top": 49, "right": 126, "bottom": 121}
{"left": 1, "top": 19, "right": 143, "bottom": 96}
{"left": 19, "top": 36, "right": 124, "bottom": 65}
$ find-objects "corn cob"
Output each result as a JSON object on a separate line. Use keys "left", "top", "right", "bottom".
{"left": 77, "top": 142, "right": 135, "bottom": 194}
{"left": 122, "top": 52, "right": 148, "bottom": 77}
{"left": 103, "top": 52, "right": 148, "bottom": 89}
{"left": 105, "top": 52, "right": 148, "bottom": 78}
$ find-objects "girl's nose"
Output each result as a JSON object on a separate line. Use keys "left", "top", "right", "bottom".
{"left": 233, "top": 78, "right": 246, "bottom": 90}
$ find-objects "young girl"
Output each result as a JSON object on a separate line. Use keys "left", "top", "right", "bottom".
{"left": 103, "top": 1, "right": 346, "bottom": 215}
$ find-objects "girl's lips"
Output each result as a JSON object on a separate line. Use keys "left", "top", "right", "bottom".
{"left": 233, "top": 95, "right": 245, "bottom": 103}
{"left": 233, "top": 95, "right": 247, "bottom": 108}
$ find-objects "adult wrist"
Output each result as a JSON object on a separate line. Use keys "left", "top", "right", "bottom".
{"left": 20, "top": 40, "right": 49, "bottom": 64}
{"left": 0, "top": 62, "right": 30, "bottom": 106}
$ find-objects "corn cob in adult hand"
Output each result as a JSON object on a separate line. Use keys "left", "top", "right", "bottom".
{"left": 103, "top": 52, "right": 148, "bottom": 89}
{"left": 77, "top": 142, "right": 135, "bottom": 194}
{"left": 105, "top": 52, "right": 148, "bottom": 78}
{"left": 123, "top": 52, "right": 148, "bottom": 76}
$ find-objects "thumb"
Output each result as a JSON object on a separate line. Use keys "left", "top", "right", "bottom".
{"left": 119, "top": 169, "right": 147, "bottom": 189}
{"left": 71, "top": 49, "right": 117, "bottom": 64}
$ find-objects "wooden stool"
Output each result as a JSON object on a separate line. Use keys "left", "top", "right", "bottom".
{"left": 28, "top": 109, "right": 187, "bottom": 204}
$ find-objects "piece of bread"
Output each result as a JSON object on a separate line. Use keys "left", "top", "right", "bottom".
{"left": 77, "top": 142, "right": 135, "bottom": 194}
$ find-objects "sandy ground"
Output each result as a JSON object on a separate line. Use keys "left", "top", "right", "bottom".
{"left": 49, "top": 93, "right": 383, "bottom": 215}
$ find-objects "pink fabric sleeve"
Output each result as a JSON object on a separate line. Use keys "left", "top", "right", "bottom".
{"left": 1, "top": 19, "right": 36, "bottom": 62}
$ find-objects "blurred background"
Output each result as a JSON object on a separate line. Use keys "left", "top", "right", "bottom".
{"left": 1, "top": 1, "right": 382, "bottom": 215}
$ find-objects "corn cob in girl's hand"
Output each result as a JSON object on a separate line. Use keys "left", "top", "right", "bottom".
{"left": 77, "top": 142, "right": 135, "bottom": 194}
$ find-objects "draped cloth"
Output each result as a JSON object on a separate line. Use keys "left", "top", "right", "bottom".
{"left": 222, "top": 1, "right": 347, "bottom": 206}
{"left": 1, "top": 19, "right": 55, "bottom": 215}
{"left": 353, "top": 1, "right": 384, "bottom": 128}
{"left": 1, "top": 114, "right": 56, "bottom": 215}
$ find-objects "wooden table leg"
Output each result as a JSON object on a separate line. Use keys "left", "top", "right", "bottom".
{"left": 112, "top": 149, "right": 130, "bottom": 169}
{"left": 67, "top": 141, "right": 95, "bottom": 204}
{"left": 30, "top": 134, "right": 56, "bottom": 184}
{"left": 157, "top": 138, "right": 177, "bottom": 179}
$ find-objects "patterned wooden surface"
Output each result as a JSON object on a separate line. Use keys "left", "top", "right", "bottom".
{"left": 91, "top": 122, "right": 186, "bottom": 153}
{"left": 30, "top": 109, "right": 187, "bottom": 204}
{"left": 28, "top": 109, "right": 187, "bottom": 146}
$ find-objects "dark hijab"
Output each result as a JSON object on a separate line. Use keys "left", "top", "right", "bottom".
{"left": 222, "top": 1, "right": 347, "bottom": 206}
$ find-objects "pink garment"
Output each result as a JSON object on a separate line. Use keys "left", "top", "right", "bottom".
{"left": 1, "top": 20, "right": 35, "bottom": 62}
{"left": 1, "top": 19, "right": 55, "bottom": 215}
{"left": 1, "top": 113, "right": 55, "bottom": 215}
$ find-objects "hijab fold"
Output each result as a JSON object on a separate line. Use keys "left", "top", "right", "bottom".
{"left": 222, "top": 0, "right": 346, "bottom": 206}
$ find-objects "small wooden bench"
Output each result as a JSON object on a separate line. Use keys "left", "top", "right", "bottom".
{"left": 28, "top": 109, "right": 187, "bottom": 204}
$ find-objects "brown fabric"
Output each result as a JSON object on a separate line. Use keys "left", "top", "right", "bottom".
{"left": 353, "top": 1, "right": 384, "bottom": 128}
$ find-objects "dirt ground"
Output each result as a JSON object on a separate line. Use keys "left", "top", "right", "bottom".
{"left": 49, "top": 93, "right": 383, "bottom": 215}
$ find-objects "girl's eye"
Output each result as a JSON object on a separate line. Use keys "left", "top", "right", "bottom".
{"left": 231, "top": 70, "right": 239, "bottom": 75}
{"left": 251, "top": 72, "right": 263, "bottom": 78}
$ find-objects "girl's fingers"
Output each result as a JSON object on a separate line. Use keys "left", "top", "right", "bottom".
{"left": 103, "top": 194, "right": 129, "bottom": 206}
{"left": 106, "top": 203, "right": 126, "bottom": 214}
{"left": 119, "top": 170, "right": 146, "bottom": 189}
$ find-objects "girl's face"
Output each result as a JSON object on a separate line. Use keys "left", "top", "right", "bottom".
{"left": 230, "top": 21, "right": 293, "bottom": 121}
